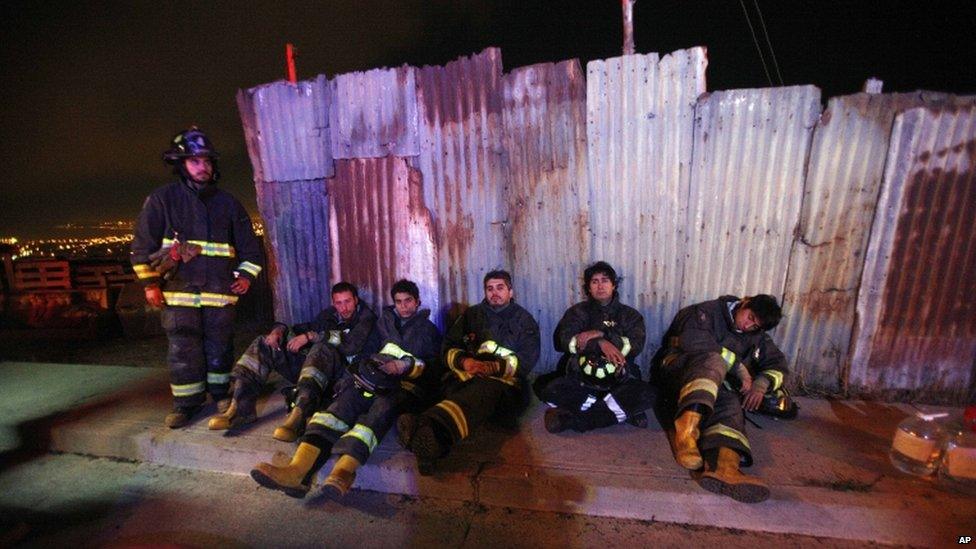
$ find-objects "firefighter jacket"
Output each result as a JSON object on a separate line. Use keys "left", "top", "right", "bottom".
{"left": 371, "top": 306, "right": 443, "bottom": 391}
{"left": 555, "top": 295, "right": 646, "bottom": 380}
{"left": 444, "top": 300, "right": 540, "bottom": 387}
{"left": 130, "top": 180, "right": 262, "bottom": 307}
{"left": 280, "top": 302, "right": 381, "bottom": 361}
{"left": 656, "top": 296, "right": 788, "bottom": 392}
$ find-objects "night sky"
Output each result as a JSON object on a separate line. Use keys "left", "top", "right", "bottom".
{"left": 2, "top": 1, "right": 974, "bottom": 239}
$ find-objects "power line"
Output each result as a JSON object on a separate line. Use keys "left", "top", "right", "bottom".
{"left": 752, "top": 0, "right": 784, "bottom": 85}
{"left": 738, "top": 0, "right": 773, "bottom": 87}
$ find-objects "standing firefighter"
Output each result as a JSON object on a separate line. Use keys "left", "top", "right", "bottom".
{"left": 652, "top": 294, "right": 788, "bottom": 503}
{"left": 397, "top": 270, "right": 540, "bottom": 475}
{"left": 250, "top": 279, "right": 442, "bottom": 499}
{"left": 537, "top": 261, "right": 654, "bottom": 433}
{"left": 131, "top": 127, "right": 262, "bottom": 428}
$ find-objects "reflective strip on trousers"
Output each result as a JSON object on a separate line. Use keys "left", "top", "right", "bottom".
{"left": 309, "top": 412, "right": 350, "bottom": 433}
{"left": 162, "top": 291, "right": 239, "bottom": 308}
{"left": 435, "top": 400, "right": 469, "bottom": 439}
{"left": 604, "top": 393, "right": 627, "bottom": 423}
{"left": 702, "top": 423, "right": 751, "bottom": 451}
{"left": 162, "top": 238, "right": 235, "bottom": 258}
{"left": 679, "top": 378, "right": 719, "bottom": 402}
{"left": 761, "top": 369, "right": 784, "bottom": 390}
{"left": 236, "top": 261, "right": 261, "bottom": 277}
{"left": 207, "top": 372, "right": 231, "bottom": 385}
{"left": 236, "top": 353, "right": 263, "bottom": 376}
{"left": 341, "top": 424, "right": 378, "bottom": 452}
{"left": 171, "top": 381, "right": 206, "bottom": 397}
{"left": 299, "top": 366, "right": 328, "bottom": 389}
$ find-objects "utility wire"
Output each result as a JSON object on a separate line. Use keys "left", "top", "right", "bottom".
{"left": 739, "top": 0, "right": 773, "bottom": 87}
{"left": 753, "top": 0, "right": 784, "bottom": 85}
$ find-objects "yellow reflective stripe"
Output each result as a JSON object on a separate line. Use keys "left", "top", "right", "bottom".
{"left": 380, "top": 342, "right": 415, "bottom": 359}
{"left": 568, "top": 335, "right": 579, "bottom": 354}
{"left": 406, "top": 359, "right": 425, "bottom": 380}
{"left": 237, "top": 261, "right": 261, "bottom": 277}
{"left": 207, "top": 372, "right": 231, "bottom": 385}
{"left": 477, "top": 340, "right": 518, "bottom": 377}
{"left": 702, "top": 423, "right": 751, "bottom": 451}
{"left": 501, "top": 355, "right": 518, "bottom": 378}
{"left": 436, "top": 400, "right": 468, "bottom": 439}
{"left": 162, "top": 292, "right": 238, "bottom": 308}
{"left": 171, "top": 381, "right": 206, "bottom": 397}
{"left": 309, "top": 412, "right": 350, "bottom": 433}
{"left": 162, "top": 238, "right": 235, "bottom": 257}
{"left": 133, "top": 264, "right": 158, "bottom": 279}
{"left": 761, "top": 369, "right": 784, "bottom": 391}
{"left": 446, "top": 348, "right": 472, "bottom": 381}
{"left": 679, "top": 378, "right": 719, "bottom": 402}
{"left": 720, "top": 347, "right": 737, "bottom": 370}
{"left": 299, "top": 366, "right": 327, "bottom": 389}
{"left": 620, "top": 336, "right": 632, "bottom": 357}
{"left": 342, "top": 424, "right": 378, "bottom": 452}
{"left": 236, "top": 353, "right": 262, "bottom": 375}
{"left": 327, "top": 330, "right": 342, "bottom": 346}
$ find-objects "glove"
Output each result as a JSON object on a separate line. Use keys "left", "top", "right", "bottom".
{"left": 145, "top": 284, "right": 164, "bottom": 308}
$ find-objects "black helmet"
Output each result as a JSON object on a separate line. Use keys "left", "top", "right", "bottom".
{"left": 757, "top": 388, "right": 798, "bottom": 419}
{"left": 163, "top": 126, "right": 220, "bottom": 163}
{"left": 349, "top": 357, "right": 399, "bottom": 394}
{"left": 577, "top": 353, "right": 624, "bottom": 391}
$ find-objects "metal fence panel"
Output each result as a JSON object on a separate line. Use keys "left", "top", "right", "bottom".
{"left": 329, "top": 66, "right": 420, "bottom": 159}
{"left": 503, "top": 59, "right": 589, "bottom": 372}
{"left": 416, "top": 48, "right": 509, "bottom": 324}
{"left": 586, "top": 48, "right": 707, "bottom": 370}
{"left": 682, "top": 86, "right": 821, "bottom": 311}
{"left": 237, "top": 75, "right": 333, "bottom": 182}
{"left": 328, "top": 157, "right": 439, "bottom": 316}
{"left": 850, "top": 105, "right": 976, "bottom": 402}
{"left": 778, "top": 92, "right": 964, "bottom": 392}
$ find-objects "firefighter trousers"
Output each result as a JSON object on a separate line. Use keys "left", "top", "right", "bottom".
{"left": 540, "top": 375, "right": 655, "bottom": 431}
{"left": 230, "top": 335, "right": 309, "bottom": 410}
{"left": 292, "top": 341, "right": 348, "bottom": 413}
{"left": 424, "top": 377, "right": 520, "bottom": 446}
{"left": 162, "top": 304, "right": 235, "bottom": 409}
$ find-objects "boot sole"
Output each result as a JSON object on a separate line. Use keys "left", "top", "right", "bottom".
{"left": 320, "top": 479, "right": 351, "bottom": 501}
{"left": 410, "top": 423, "right": 443, "bottom": 461}
{"left": 272, "top": 428, "right": 299, "bottom": 442}
{"left": 396, "top": 414, "right": 418, "bottom": 450}
{"left": 250, "top": 468, "right": 309, "bottom": 499}
{"left": 699, "top": 475, "right": 769, "bottom": 503}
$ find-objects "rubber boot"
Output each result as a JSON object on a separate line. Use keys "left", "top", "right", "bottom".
{"left": 673, "top": 409, "right": 703, "bottom": 470}
{"left": 699, "top": 447, "right": 770, "bottom": 503}
{"left": 164, "top": 405, "right": 201, "bottom": 429}
{"left": 250, "top": 442, "right": 326, "bottom": 498}
{"left": 216, "top": 397, "right": 232, "bottom": 414}
{"left": 322, "top": 454, "right": 360, "bottom": 500}
{"left": 274, "top": 404, "right": 308, "bottom": 442}
{"left": 396, "top": 413, "right": 419, "bottom": 449}
{"left": 543, "top": 408, "right": 575, "bottom": 434}
{"left": 207, "top": 398, "right": 257, "bottom": 430}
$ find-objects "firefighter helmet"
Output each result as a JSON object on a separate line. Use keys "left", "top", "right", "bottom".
{"left": 163, "top": 126, "right": 220, "bottom": 163}
{"left": 757, "top": 388, "right": 798, "bottom": 419}
{"left": 577, "top": 353, "right": 624, "bottom": 391}
{"left": 349, "top": 357, "right": 399, "bottom": 394}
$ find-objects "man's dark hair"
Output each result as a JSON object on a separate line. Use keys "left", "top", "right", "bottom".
{"left": 582, "top": 261, "right": 618, "bottom": 298}
{"left": 744, "top": 294, "right": 782, "bottom": 330}
{"left": 331, "top": 281, "right": 359, "bottom": 300}
{"left": 390, "top": 279, "right": 420, "bottom": 301}
{"left": 483, "top": 270, "right": 512, "bottom": 289}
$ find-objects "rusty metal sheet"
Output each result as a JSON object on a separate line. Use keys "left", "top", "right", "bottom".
{"left": 682, "top": 86, "right": 821, "bottom": 311}
{"left": 237, "top": 75, "right": 333, "bottom": 182}
{"left": 328, "top": 157, "right": 439, "bottom": 316}
{"left": 329, "top": 66, "right": 420, "bottom": 159}
{"left": 586, "top": 48, "right": 706, "bottom": 370}
{"left": 254, "top": 179, "right": 331, "bottom": 325}
{"left": 416, "top": 48, "right": 508, "bottom": 323}
{"left": 502, "top": 58, "right": 589, "bottom": 372}
{"left": 778, "top": 92, "right": 968, "bottom": 393}
{"left": 850, "top": 105, "right": 976, "bottom": 403}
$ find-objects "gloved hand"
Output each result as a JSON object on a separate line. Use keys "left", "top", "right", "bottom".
{"left": 145, "top": 284, "right": 165, "bottom": 308}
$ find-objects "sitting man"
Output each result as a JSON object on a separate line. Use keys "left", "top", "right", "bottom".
{"left": 537, "top": 261, "right": 654, "bottom": 433}
{"left": 208, "top": 281, "right": 378, "bottom": 441}
{"left": 249, "top": 279, "right": 442, "bottom": 498}
{"left": 652, "top": 294, "right": 788, "bottom": 503}
{"left": 397, "top": 270, "right": 540, "bottom": 474}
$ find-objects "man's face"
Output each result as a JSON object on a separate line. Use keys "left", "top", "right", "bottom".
{"left": 734, "top": 302, "right": 762, "bottom": 333}
{"left": 332, "top": 290, "right": 358, "bottom": 321}
{"left": 587, "top": 272, "right": 615, "bottom": 302}
{"left": 393, "top": 292, "right": 420, "bottom": 319}
{"left": 184, "top": 156, "right": 214, "bottom": 184}
{"left": 484, "top": 278, "right": 513, "bottom": 308}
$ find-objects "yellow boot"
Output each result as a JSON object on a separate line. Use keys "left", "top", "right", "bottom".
{"left": 699, "top": 447, "right": 769, "bottom": 503}
{"left": 322, "top": 454, "right": 360, "bottom": 500}
{"left": 250, "top": 442, "right": 324, "bottom": 498}
{"left": 673, "top": 409, "right": 703, "bottom": 470}
{"left": 273, "top": 406, "right": 306, "bottom": 442}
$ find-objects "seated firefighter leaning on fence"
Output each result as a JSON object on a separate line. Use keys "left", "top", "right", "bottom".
{"left": 249, "top": 279, "right": 442, "bottom": 499}
{"left": 207, "top": 281, "right": 379, "bottom": 440}
{"left": 651, "top": 293, "right": 793, "bottom": 504}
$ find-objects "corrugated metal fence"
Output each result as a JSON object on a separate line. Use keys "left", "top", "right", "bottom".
{"left": 238, "top": 47, "right": 976, "bottom": 403}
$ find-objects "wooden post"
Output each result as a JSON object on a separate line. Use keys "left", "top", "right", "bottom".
{"left": 622, "top": 0, "right": 636, "bottom": 55}
{"left": 286, "top": 43, "right": 298, "bottom": 83}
